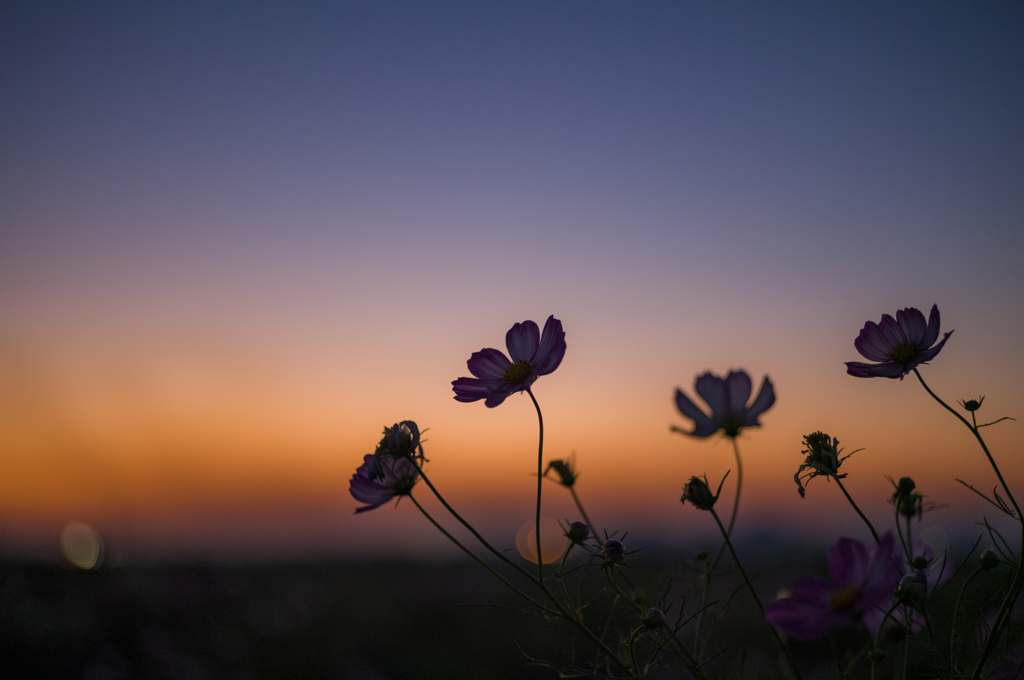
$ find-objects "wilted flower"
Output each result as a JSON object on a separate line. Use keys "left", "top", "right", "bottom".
{"left": 672, "top": 370, "right": 775, "bottom": 438}
{"left": 602, "top": 539, "right": 625, "bottom": 566}
{"left": 350, "top": 453, "right": 421, "bottom": 514}
{"left": 681, "top": 474, "right": 726, "bottom": 511}
{"left": 545, "top": 458, "right": 577, "bottom": 488}
{"left": 845, "top": 305, "right": 952, "bottom": 379}
{"left": 452, "top": 315, "right": 566, "bottom": 408}
{"left": 794, "top": 432, "right": 858, "bottom": 498}
{"left": 765, "top": 533, "right": 902, "bottom": 642}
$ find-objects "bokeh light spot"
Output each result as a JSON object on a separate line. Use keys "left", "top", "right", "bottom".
{"left": 61, "top": 521, "right": 104, "bottom": 569}
{"left": 515, "top": 517, "right": 566, "bottom": 565}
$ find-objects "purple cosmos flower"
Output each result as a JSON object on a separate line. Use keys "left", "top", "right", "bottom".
{"left": 672, "top": 370, "right": 775, "bottom": 438}
{"left": 366, "top": 420, "right": 421, "bottom": 479}
{"left": 350, "top": 452, "right": 421, "bottom": 514}
{"left": 845, "top": 304, "right": 952, "bottom": 379}
{"left": 351, "top": 421, "right": 424, "bottom": 514}
{"left": 765, "top": 533, "right": 902, "bottom": 642}
{"left": 452, "top": 315, "right": 566, "bottom": 408}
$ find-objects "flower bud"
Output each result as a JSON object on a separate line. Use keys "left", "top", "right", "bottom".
{"left": 897, "top": 571, "right": 928, "bottom": 606}
{"left": 959, "top": 396, "right": 985, "bottom": 412}
{"left": 602, "top": 539, "right": 625, "bottom": 566}
{"left": 979, "top": 549, "right": 1000, "bottom": 571}
{"left": 681, "top": 476, "right": 717, "bottom": 510}
{"left": 643, "top": 607, "right": 666, "bottom": 629}
{"left": 565, "top": 521, "right": 589, "bottom": 545}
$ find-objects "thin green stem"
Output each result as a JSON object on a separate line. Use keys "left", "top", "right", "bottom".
{"left": 527, "top": 388, "right": 545, "bottom": 582}
{"left": 409, "top": 494, "right": 542, "bottom": 608}
{"left": 834, "top": 476, "right": 880, "bottom": 544}
{"left": 710, "top": 508, "right": 802, "bottom": 680}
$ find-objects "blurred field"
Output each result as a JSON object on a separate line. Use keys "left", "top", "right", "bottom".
{"left": 0, "top": 547, "right": 1017, "bottom": 680}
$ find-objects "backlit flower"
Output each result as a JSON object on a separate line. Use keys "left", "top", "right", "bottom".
{"left": 367, "top": 420, "right": 420, "bottom": 479}
{"left": 452, "top": 315, "right": 566, "bottom": 408}
{"left": 845, "top": 305, "right": 952, "bottom": 379}
{"left": 672, "top": 370, "right": 775, "bottom": 438}
{"left": 794, "top": 431, "right": 858, "bottom": 499}
{"left": 349, "top": 453, "right": 421, "bottom": 514}
{"left": 765, "top": 533, "right": 901, "bottom": 642}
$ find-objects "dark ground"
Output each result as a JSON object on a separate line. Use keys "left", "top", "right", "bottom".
{"left": 0, "top": 551, "right": 1015, "bottom": 680}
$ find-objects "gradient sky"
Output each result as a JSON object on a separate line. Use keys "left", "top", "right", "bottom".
{"left": 2, "top": 2, "right": 1023, "bottom": 562}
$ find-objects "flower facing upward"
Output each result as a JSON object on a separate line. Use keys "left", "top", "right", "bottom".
{"left": 845, "top": 305, "right": 952, "bottom": 379}
{"left": 452, "top": 315, "right": 566, "bottom": 408}
{"left": 765, "top": 533, "right": 901, "bottom": 642}
{"left": 672, "top": 370, "right": 775, "bottom": 438}
{"left": 350, "top": 453, "right": 421, "bottom": 514}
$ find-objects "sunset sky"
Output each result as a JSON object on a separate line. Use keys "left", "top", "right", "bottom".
{"left": 2, "top": 2, "right": 1023, "bottom": 563}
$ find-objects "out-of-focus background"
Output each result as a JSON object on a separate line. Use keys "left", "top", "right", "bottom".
{"left": 2, "top": 0, "right": 1022, "bottom": 570}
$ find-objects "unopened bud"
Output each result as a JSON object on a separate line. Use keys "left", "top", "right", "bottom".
{"left": 980, "top": 549, "right": 1000, "bottom": 571}
{"left": 565, "top": 521, "right": 589, "bottom": 545}
{"left": 643, "top": 607, "right": 666, "bottom": 629}
{"left": 602, "top": 539, "right": 625, "bottom": 566}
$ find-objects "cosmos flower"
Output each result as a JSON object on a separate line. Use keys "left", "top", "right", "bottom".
{"left": 672, "top": 370, "right": 775, "bottom": 438}
{"left": 845, "top": 305, "right": 952, "bottom": 379}
{"left": 765, "top": 533, "right": 902, "bottom": 642}
{"left": 452, "top": 315, "right": 566, "bottom": 408}
{"left": 349, "top": 452, "right": 421, "bottom": 514}
{"left": 367, "top": 420, "right": 420, "bottom": 479}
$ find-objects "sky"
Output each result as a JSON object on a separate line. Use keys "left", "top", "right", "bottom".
{"left": 2, "top": 1, "right": 1023, "bottom": 563}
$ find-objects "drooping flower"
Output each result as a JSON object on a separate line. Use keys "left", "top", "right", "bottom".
{"left": 349, "top": 453, "right": 421, "bottom": 514}
{"left": 452, "top": 315, "right": 566, "bottom": 408}
{"left": 544, "top": 458, "right": 577, "bottom": 488}
{"left": 672, "top": 370, "right": 775, "bottom": 438}
{"left": 845, "top": 305, "right": 952, "bottom": 379}
{"left": 794, "top": 431, "right": 859, "bottom": 498}
{"left": 765, "top": 533, "right": 901, "bottom": 642}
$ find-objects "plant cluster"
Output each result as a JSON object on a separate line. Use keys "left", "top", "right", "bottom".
{"left": 349, "top": 306, "right": 1019, "bottom": 679}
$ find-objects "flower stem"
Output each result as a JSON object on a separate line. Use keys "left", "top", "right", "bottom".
{"left": 409, "top": 493, "right": 542, "bottom": 608}
{"left": 412, "top": 458, "right": 537, "bottom": 584}
{"left": 834, "top": 476, "right": 880, "bottom": 544}
{"left": 912, "top": 369, "right": 1024, "bottom": 680}
{"left": 569, "top": 486, "right": 599, "bottom": 541}
{"left": 727, "top": 437, "right": 744, "bottom": 539}
{"left": 709, "top": 507, "right": 802, "bottom": 680}
{"left": 527, "top": 388, "right": 545, "bottom": 581}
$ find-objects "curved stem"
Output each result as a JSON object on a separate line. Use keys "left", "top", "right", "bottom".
{"left": 412, "top": 458, "right": 537, "bottom": 584}
{"left": 409, "top": 494, "right": 542, "bottom": 608}
{"left": 527, "top": 388, "right": 545, "bottom": 582}
{"left": 834, "top": 476, "right": 880, "bottom": 544}
{"left": 710, "top": 508, "right": 802, "bottom": 680}
{"left": 911, "top": 370, "right": 1023, "bottom": 679}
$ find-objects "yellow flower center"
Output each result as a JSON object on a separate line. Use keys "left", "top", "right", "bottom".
{"left": 828, "top": 585, "right": 861, "bottom": 613}
{"left": 890, "top": 342, "right": 919, "bottom": 364}
{"left": 503, "top": 360, "right": 532, "bottom": 385}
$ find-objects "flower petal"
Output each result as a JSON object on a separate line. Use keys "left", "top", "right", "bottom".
{"left": 531, "top": 315, "right": 566, "bottom": 376}
{"left": 694, "top": 373, "right": 728, "bottom": 420}
{"left": 467, "top": 348, "right": 512, "bottom": 380}
{"left": 452, "top": 377, "right": 496, "bottom": 402}
{"left": 845, "top": 360, "right": 906, "bottom": 379}
{"left": 725, "top": 371, "right": 753, "bottom": 415}
{"left": 674, "top": 388, "right": 717, "bottom": 437}
{"left": 854, "top": 322, "right": 896, "bottom": 361}
{"left": 897, "top": 307, "right": 928, "bottom": 345}
{"left": 744, "top": 376, "right": 775, "bottom": 425}
{"left": 922, "top": 304, "right": 941, "bottom": 348}
{"left": 505, "top": 320, "right": 540, "bottom": 363}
